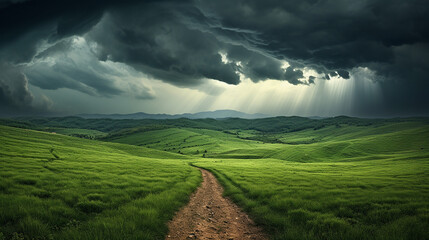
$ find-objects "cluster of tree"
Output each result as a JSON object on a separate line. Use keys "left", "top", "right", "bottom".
{"left": 69, "top": 134, "right": 96, "bottom": 139}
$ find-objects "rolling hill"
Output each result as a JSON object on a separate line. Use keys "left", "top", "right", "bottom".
{"left": 77, "top": 110, "right": 270, "bottom": 120}
{"left": 1, "top": 116, "right": 429, "bottom": 240}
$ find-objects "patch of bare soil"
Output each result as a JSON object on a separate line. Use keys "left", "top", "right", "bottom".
{"left": 166, "top": 169, "right": 268, "bottom": 240}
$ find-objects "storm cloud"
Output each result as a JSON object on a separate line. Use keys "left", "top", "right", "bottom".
{"left": 24, "top": 37, "right": 155, "bottom": 99}
{"left": 0, "top": 62, "right": 52, "bottom": 116}
{"left": 0, "top": 0, "right": 428, "bottom": 116}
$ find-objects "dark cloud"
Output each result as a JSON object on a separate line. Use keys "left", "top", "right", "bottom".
{"left": 324, "top": 74, "right": 330, "bottom": 80}
{"left": 0, "top": 0, "right": 175, "bottom": 65}
{"left": 221, "top": 44, "right": 306, "bottom": 84}
{"left": 0, "top": 0, "right": 428, "bottom": 116}
{"left": 87, "top": 3, "right": 242, "bottom": 86}
{"left": 199, "top": 0, "right": 429, "bottom": 115}
{"left": 24, "top": 37, "right": 155, "bottom": 99}
{"left": 283, "top": 67, "right": 305, "bottom": 85}
{"left": 0, "top": 63, "right": 33, "bottom": 107}
{"left": 0, "top": 0, "right": 100, "bottom": 63}
{"left": 336, "top": 70, "right": 350, "bottom": 79}
{"left": 80, "top": 1, "right": 310, "bottom": 87}
{"left": 367, "top": 43, "right": 429, "bottom": 116}
{"left": 0, "top": 0, "right": 159, "bottom": 49}
{"left": 200, "top": 0, "right": 429, "bottom": 65}
{"left": 0, "top": 62, "right": 51, "bottom": 116}
{"left": 0, "top": 0, "right": 159, "bottom": 110}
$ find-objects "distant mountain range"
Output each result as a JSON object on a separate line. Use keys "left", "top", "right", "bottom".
{"left": 76, "top": 110, "right": 271, "bottom": 120}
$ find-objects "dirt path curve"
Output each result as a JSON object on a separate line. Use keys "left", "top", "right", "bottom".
{"left": 166, "top": 168, "right": 268, "bottom": 240}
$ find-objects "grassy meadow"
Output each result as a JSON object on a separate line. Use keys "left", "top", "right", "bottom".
{"left": 193, "top": 158, "right": 429, "bottom": 240}
{"left": 187, "top": 121, "right": 429, "bottom": 239}
{"left": 1, "top": 116, "right": 429, "bottom": 239}
{"left": 0, "top": 125, "right": 200, "bottom": 240}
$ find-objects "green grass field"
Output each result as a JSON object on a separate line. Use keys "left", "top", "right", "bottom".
{"left": 0, "top": 125, "right": 199, "bottom": 240}
{"left": 193, "top": 158, "right": 429, "bottom": 240}
{"left": 188, "top": 121, "right": 429, "bottom": 239}
{"left": 103, "top": 127, "right": 262, "bottom": 156}
{"left": 1, "top": 117, "right": 429, "bottom": 240}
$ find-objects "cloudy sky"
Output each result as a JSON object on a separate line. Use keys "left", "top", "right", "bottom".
{"left": 0, "top": 0, "right": 428, "bottom": 117}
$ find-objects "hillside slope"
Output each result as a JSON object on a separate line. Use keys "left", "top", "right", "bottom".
{"left": 0, "top": 125, "right": 199, "bottom": 240}
{"left": 100, "top": 121, "right": 429, "bottom": 162}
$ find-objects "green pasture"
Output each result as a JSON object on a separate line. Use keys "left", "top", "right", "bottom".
{"left": 190, "top": 121, "right": 429, "bottom": 240}
{"left": 1, "top": 117, "right": 429, "bottom": 240}
{"left": 193, "top": 157, "right": 429, "bottom": 240}
{"left": 0, "top": 125, "right": 199, "bottom": 240}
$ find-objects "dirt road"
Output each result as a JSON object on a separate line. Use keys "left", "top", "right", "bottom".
{"left": 166, "top": 169, "right": 268, "bottom": 240}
